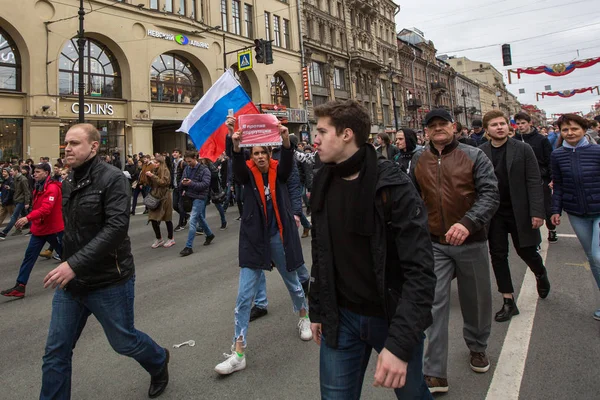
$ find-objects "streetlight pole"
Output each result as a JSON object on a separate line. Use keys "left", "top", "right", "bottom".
{"left": 388, "top": 59, "right": 399, "bottom": 132}
{"left": 77, "top": 0, "right": 86, "bottom": 123}
{"left": 461, "top": 89, "right": 468, "bottom": 127}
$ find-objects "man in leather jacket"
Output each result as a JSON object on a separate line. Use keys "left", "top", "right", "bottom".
{"left": 40, "top": 123, "right": 170, "bottom": 399}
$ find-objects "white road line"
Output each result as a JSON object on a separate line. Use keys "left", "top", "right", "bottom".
{"left": 485, "top": 226, "right": 549, "bottom": 400}
{"left": 557, "top": 234, "right": 577, "bottom": 238}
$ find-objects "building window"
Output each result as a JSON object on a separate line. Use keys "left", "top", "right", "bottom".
{"left": 59, "top": 120, "right": 124, "bottom": 163}
{"left": 178, "top": 0, "right": 185, "bottom": 15}
{"left": 333, "top": 67, "right": 345, "bottom": 90}
{"left": 164, "top": 0, "right": 173, "bottom": 12}
{"left": 310, "top": 61, "right": 325, "bottom": 87}
{"left": 312, "top": 95, "right": 328, "bottom": 107}
{"left": 232, "top": 0, "right": 241, "bottom": 35}
{"left": 244, "top": 4, "right": 253, "bottom": 39}
{"left": 330, "top": 28, "right": 335, "bottom": 46}
{"left": 232, "top": 65, "right": 252, "bottom": 99}
{"left": 190, "top": 0, "right": 196, "bottom": 19}
{"left": 265, "top": 12, "right": 271, "bottom": 41}
{"left": 221, "top": 0, "right": 228, "bottom": 32}
{"left": 150, "top": 53, "right": 203, "bottom": 103}
{"left": 319, "top": 24, "right": 325, "bottom": 42}
{"left": 327, "top": 0, "right": 332, "bottom": 14}
{"left": 337, "top": 2, "right": 343, "bottom": 18}
{"left": 150, "top": 0, "right": 158, "bottom": 10}
{"left": 273, "top": 15, "right": 281, "bottom": 47}
{"left": 59, "top": 38, "right": 121, "bottom": 98}
{"left": 282, "top": 18, "right": 290, "bottom": 49}
{"left": 340, "top": 32, "right": 345, "bottom": 50}
{"left": 271, "top": 73, "right": 290, "bottom": 107}
{"left": 0, "top": 119, "right": 23, "bottom": 161}
{"left": 0, "top": 28, "right": 21, "bottom": 91}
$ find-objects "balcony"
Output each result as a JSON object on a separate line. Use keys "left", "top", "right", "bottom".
{"left": 347, "top": 0, "right": 378, "bottom": 15}
{"left": 431, "top": 82, "right": 447, "bottom": 93}
{"left": 350, "top": 49, "right": 382, "bottom": 69}
{"left": 406, "top": 98, "right": 422, "bottom": 110}
{"left": 454, "top": 106, "right": 464, "bottom": 115}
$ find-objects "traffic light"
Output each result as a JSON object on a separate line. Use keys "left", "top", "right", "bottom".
{"left": 264, "top": 40, "right": 273, "bottom": 65}
{"left": 254, "top": 39, "right": 265, "bottom": 63}
{"left": 502, "top": 44, "right": 512, "bottom": 66}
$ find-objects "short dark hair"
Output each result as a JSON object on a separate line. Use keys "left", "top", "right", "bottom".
{"left": 314, "top": 100, "right": 371, "bottom": 146}
{"left": 34, "top": 163, "right": 52, "bottom": 174}
{"left": 556, "top": 114, "right": 589, "bottom": 131}
{"left": 455, "top": 121, "right": 463, "bottom": 132}
{"left": 184, "top": 150, "right": 198, "bottom": 159}
{"left": 173, "top": 148, "right": 182, "bottom": 153}
{"left": 483, "top": 110, "right": 509, "bottom": 128}
{"left": 589, "top": 120, "right": 599, "bottom": 128}
{"left": 376, "top": 132, "right": 391, "bottom": 145}
{"left": 514, "top": 112, "right": 531, "bottom": 122}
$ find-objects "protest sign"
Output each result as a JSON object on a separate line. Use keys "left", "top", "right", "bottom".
{"left": 238, "top": 114, "right": 282, "bottom": 148}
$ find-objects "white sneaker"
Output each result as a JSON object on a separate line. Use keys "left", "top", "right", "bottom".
{"left": 298, "top": 317, "right": 312, "bottom": 341}
{"left": 163, "top": 239, "right": 176, "bottom": 248}
{"left": 151, "top": 239, "right": 165, "bottom": 249}
{"left": 215, "top": 351, "right": 246, "bottom": 375}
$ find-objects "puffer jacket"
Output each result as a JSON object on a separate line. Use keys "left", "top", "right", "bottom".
{"left": 62, "top": 156, "right": 134, "bottom": 293}
{"left": 551, "top": 138, "right": 600, "bottom": 216}
{"left": 28, "top": 178, "right": 64, "bottom": 236}
{"left": 13, "top": 173, "right": 31, "bottom": 205}
{"left": 411, "top": 140, "right": 499, "bottom": 244}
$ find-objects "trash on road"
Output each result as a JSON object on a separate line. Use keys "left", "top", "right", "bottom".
{"left": 173, "top": 340, "right": 196, "bottom": 349}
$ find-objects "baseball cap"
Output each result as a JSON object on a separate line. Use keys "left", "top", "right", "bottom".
{"left": 472, "top": 119, "right": 483, "bottom": 128}
{"left": 424, "top": 109, "right": 454, "bottom": 126}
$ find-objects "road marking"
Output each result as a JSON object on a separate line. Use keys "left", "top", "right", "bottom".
{"left": 557, "top": 234, "right": 577, "bottom": 238}
{"left": 485, "top": 226, "right": 549, "bottom": 400}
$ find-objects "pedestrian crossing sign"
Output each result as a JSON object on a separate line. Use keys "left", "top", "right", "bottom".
{"left": 238, "top": 50, "right": 252, "bottom": 72}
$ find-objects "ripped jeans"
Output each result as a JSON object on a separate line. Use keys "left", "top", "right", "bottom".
{"left": 233, "top": 233, "right": 307, "bottom": 346}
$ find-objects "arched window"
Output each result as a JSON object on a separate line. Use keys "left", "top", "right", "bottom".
{"left": 59, "top": 38, "right": 121, "bottom": 98}
{"left": 271, "top": 73, "right": 290, "bottom": 107}
{"left": 150, "top": 53, "right": 203, "bottom": 103}
{"left": 231, "top": 65, "right": 252, "bottom": 100}
{"left": 0, "top": 28, "right": 21, "bottom": 91}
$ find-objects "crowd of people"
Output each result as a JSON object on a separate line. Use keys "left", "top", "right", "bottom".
{"left": 0, "top": 105, "right": 598, "bottom": 399}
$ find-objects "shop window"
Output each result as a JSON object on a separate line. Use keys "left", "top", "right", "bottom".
{"left": 60, "top": 120, "right": 125, "bottom": 164}
{"left": 310, "top": 61, "right": 325, "bottom": 87}
{"left": 0, "top": 119, "right": 23, "bottom": 161}
{"left": 0, "top": 28, "right": 21, "bottom": 91}
{"left": 150, "top": 53, "right": 203, "bottom": 103}
{"left": 59, "top": 38, "right": 122, "bottom": 98}
{"left": 271, "top": 73, "right": 290, "bottom": 107}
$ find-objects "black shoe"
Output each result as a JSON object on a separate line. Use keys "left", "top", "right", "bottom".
{"left": 235, "top": 216, "right": 242, "bottom": 221}
{"left": 204, "top": 234, "right": 215, "bottom": 246}
{"left": 174, "top": 225, "right": 184, "bottom": 232}
{"left": 220, "top": 222, "right": 227, "bottom": 230}
{"left": 249, "top": 306, "right": 268, "bottom": 322}
{"left": 143, "top": 209, "right": 149, "bottom": 215}
{"left": 495, "top": 297, "right": 519, "bottom": 322}
{"left": 0, "top": 232, "right": 6, "bottom": 240}
{"left": 179, "top": 247, "right": 193, "bottom": 257}
{"left": 548, "top": 230, "right": 558, "bottom": 243}
{"left": 148, "top": 348, "right": 169, "bottom": 398}
{"left": 536, "top": 270, "right": 551, "bottom": 299}
{"left": 131, "top": 211, "right": 135, "bottom": 216}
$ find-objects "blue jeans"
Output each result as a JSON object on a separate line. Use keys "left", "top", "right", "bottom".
{"left": 131, "top": 186, "right": 149, "bottom": 213}
{"left": 185, "top": 198, "right": 213, "bottom": 248}
{"left": 40, "top": 277, "right": 166, "bottom": 400}
{"left": 300, "top": 213, "right": 311, "bottom": 229}
{"left": 320, "top": 308, "right": 432, "bottom": 400}
{"left": 16, "top": 232, "right": 63, "bottom": 285}
{"left": 233, "top": 234, "right": 307, "bottom": 346}
{"left": 254, "top": 263, "right": 310, "bottom": 309}
{"left": 568, "top": 213, "right": 600, "bottom": 289}
{"left": 204, "top": 199, "right": 226, "bottom": 226}
{"left": 172, "top": 188, "right": 187, "bottom": 226}
{"left": 2, "top": 201, "right": 25, "bottom": 234}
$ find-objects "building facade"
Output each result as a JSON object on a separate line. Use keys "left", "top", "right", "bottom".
{"left": 453, "top": 73, "right": 482, "bottom": 127}
{"left": 0, "top": 0, "right": 304, "bottom": 163}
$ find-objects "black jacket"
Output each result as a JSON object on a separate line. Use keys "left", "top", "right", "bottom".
{"left": 309, "top": 160, "right": 436, "bottom": 362}
{"left": 62, "top": 156, "right": 135, "bottom": 293}
{"left": 514, "top": 127, "right": 553, "bottom": 180}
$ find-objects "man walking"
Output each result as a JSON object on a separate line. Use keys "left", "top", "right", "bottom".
{"left": 1, "top": 163, "right": 63, "bottom": 298}
{"left": 309, "top": 100, "right": 436, "bottom": 399}
{"left": 411, "top": 109, "right": 499, "bottom": 394}
{"left": 514, "top": 112, "right": 556, "bottom": 242}
{"left": 40, "top": 123, "right": 169, "bottom": 399}
{"left": 470, "top": 119, "right": 488, "bottom": 146}
{"left": 179, "top": 150, "right": 214, "bottom": 257}
{"left": 0, "top": 165, "right": 31, "bottom": 239}
{"left": 479, "top": 111, "right": 551, "bottom": 322}
{"left": 171, "top": 148, "right": 188, "bottom": 231}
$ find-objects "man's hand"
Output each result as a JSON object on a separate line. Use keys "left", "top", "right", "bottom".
{"left": 280, "top": 124, "right": 290, "bottom": 149}
{"left": 310, "top": 323, "right": 322, "bottom": 345}
{"left": 373, "top": 348, "right": 408, "bottom": 389}
{"left": 43, "top": 262, "right": 76, "bottom": 290}
{"left": 294, "top": 215, "right": 301, "bottom": 228}
{"left": 24, "top": 204, "right": 30, "bottom": 210}
{"left": 226, "top": 116, "right": 236, "bottom": 135}
{"left": 548, "top": 181, "right": 554, "bottom": 191}
{"left": 15, "top": 216, "right": 28, "bottom": 230}
{"left": 532, "top": 217, "right": 544, "bottom": 229}
{"left": 445, "top": 223, "right": 470, "bottom": 246}
{"left": 551, "top": 213, "right": 561, "bottom": 226}
{"left": 181, "top": 178, "right": 191, "bottom": 186}
{"left": 232, "top": 130, "right": 243, "bottom": 153}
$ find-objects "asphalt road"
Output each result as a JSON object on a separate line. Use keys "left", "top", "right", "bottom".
{"left": 0, "top": 206, "right": 598, "bottom": 399}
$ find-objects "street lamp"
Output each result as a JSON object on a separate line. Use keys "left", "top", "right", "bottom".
{"left": 388, "top": 58, "right": 399, "bottom": 132}
{"left": 77, "top": 0, "right": 86, "bottom": 122}
{"left": 461, "top": 89, "right": 468, "bottom": 127}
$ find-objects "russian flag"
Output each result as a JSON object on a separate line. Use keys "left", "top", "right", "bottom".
{"left": 177, "top": 69, "right": 259, "bottom": 161}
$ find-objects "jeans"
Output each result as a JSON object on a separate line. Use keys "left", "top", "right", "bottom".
{"left": 172, "top": 188, "right": 187, "bottom": 226}
{"left": 567, "top": 213, "right": 600, "bottom": 289}
{"left": 40, "top": 277, "right": 166, "bottom": 400}
{"left": 2, "top": 201, "right": 24, "bottom": 234}
{"left": 185, "top": 198, "right": 213, "bottom": 248}
{"left": 131, "top": 186, "right": 149, "bottom": 214}
{"left": 233, "top": 234, "right": 307, "bottom": 346}
{"left": 0, "top": 204, "right": 15, "bottom": 225}
{"left": 319, "top": 308, "right": 432, "bottom": 400}
{"left": 16, "top": 232, "right": 63, "bottom": 285}
{"left": 254, "top": 263, "right": 310, "bottom": 309}
{"left": 300, "top": 213, "right": 311, "bottom": 229}
{"left": 204, "top": 199, "right": 226, "bottom": 226}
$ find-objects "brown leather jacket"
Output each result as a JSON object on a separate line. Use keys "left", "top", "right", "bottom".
{"left": 411, "top": 140, "right": 499, "bottom": 244}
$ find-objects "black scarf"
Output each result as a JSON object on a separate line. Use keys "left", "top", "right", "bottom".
{"left": 311, "top": 144, "right": 378, "bottom": 236}
{"left": 35, "top": 177, "right": 47, "bottom": 193}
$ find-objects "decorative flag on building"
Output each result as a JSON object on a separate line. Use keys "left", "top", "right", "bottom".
{"left": 177, "top": 69, "right": 259, "bottom": 161}
{"left": 507, "top": 57, "right": 600, "bottom": 83}
{"left": 536, "top": 86, "right": 599, "bottom": 101}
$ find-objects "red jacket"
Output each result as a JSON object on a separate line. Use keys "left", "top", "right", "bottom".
{"left": 28, "top": 178, "right": 64, "bottom": 236}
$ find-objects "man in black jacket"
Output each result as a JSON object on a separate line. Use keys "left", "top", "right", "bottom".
{"left": 40, "top": 123, "right": 169, "bottom": 399}
{"left": 514, "top": 111, "right": 556, "bottom": 242}
{"left": 309, "top": 100, "right": 436, "bottom": 399}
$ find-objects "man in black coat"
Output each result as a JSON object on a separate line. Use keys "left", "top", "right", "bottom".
{"left": 40, "top": 123, "right": 169, "bottom": 399}
{"left": 480, "top": 111, "right": 551, "bottom": 322}
{"left": 309, "top": 100, "right": 436, "bottom": 398}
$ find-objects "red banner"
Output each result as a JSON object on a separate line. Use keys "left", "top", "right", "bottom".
{"left": 508, "top": 57, "right": 600, "bottom": 83}
{"left": 238, "top": 114, "right": 282, "bottom": 148}
{"left": 536, "top": 86, "right": 599, "bottom": 101}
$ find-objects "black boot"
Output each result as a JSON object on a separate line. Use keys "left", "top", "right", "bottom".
{"left": 148, "top": 348, "right": 169, "bottom": 398}
{"left": 495, "top": 297, "right": 519, "bottom": 322}
{"left": 301, "top": 280, "right": 310, "bottom": 298}
{"left": 536, "top": 269, "right": 551, "bottom": 299}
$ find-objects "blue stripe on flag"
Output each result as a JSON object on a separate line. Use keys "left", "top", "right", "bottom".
{"left": 187, "top": 85, "right": 251, "bottom": 148}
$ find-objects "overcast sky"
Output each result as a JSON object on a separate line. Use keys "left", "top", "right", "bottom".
{"left": 395, "top": 0, "right": 600, "bottom": 118}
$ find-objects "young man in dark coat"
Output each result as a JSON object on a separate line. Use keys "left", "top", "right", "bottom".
{"left": 309, "top": 100, "right": 436, "bottom": 399}
{"left": 479, "top": 111, "right": 551, "bottom": 322}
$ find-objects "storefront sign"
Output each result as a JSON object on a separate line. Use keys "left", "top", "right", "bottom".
{"left": 71, "top": 103, "right": 114, "bottom": 116}
{"left": 147, "top": 29, "right": 209, "bottom": 49}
